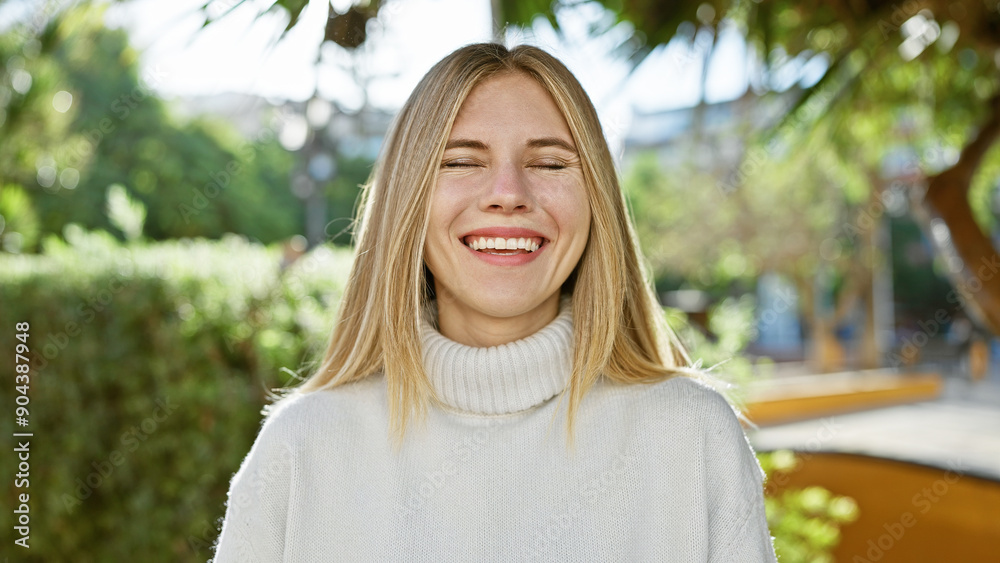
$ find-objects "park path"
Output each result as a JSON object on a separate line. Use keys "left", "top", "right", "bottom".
{"left": 748, "top": 377, "right": 1000, "bottom": 481}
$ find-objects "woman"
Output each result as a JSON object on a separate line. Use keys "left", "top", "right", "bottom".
{"left": 213, "top": 43, "right": 776, "bottom": 562}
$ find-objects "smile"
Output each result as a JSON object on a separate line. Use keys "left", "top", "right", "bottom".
{"left": 463, "top": 236, "right": 542, "bottom": 253}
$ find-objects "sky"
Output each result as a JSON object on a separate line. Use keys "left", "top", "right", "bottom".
{"left": 94, "top": 0, "right": 761, "bottom": 143}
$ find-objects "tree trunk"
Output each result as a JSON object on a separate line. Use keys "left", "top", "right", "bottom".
{"left": 858, "top": 173, "right": 883, "bottom": 369}
{"left": 916, "top": 95, "right": 1000, "bottom": 334}
{"left": 802, "top": 268, "right": 846, "bottom": 372}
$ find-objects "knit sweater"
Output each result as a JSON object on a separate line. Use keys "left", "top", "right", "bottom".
{"left": 212, "top": 300, "right": 777, "bottom": 562}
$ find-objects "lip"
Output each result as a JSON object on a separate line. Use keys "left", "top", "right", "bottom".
{"left": 459, "top": 227, "right": 548, "bottom": 241}
{"left": 459, "top": 227, "right": 548, "bottom": 267}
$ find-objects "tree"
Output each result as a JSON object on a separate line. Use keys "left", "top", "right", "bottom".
{"left": 623, "top": 104, "right": 885, "bottom": 368}
{"left": 0, "top": 3, "right": 303, "bottom": 249}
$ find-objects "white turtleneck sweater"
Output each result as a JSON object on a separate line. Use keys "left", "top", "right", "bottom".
{"left": 212, "top": 300, "right": 777, "bottom": 562}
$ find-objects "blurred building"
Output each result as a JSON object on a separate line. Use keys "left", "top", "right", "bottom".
{"left": 170, "top": 93, "right": 394, "bottom": 160}
{"left": 622, "top": 89, "right": 792, "bottom": 172}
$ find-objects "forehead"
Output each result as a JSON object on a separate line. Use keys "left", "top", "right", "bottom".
{"left": 448, "top": 72, "right": 573, "bottom": 141}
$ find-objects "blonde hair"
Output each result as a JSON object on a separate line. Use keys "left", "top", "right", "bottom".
{"left": 276, "top": 43, "right": 693, "bottom": 451}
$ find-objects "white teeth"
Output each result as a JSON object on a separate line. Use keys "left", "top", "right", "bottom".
{"left": 465, "top": 236, "right": 543, "bottom": 253}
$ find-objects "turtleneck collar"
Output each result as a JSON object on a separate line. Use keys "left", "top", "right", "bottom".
{"left": 420, "top": 297, "right": 574, "bottom": 415}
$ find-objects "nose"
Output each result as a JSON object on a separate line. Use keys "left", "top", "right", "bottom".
{"left": 480, "top": 161, "right": 532, "bottom": 213}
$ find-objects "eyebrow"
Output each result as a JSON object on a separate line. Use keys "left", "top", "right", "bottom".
{"left": 526, "top": 137, "right": 577, "bottom": 153}
{"left": 444, "top": 137, "right": 578, "bottom": 153}
{"left": 444, "top": 139, "right": 488, "bottom": 151}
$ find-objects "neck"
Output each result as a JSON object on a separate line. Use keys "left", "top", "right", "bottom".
{"left": 421, "top": 295, "right": 575, "bottom": 415}
{"left": 435, "top": 291, "right": 560, "bottom": 347}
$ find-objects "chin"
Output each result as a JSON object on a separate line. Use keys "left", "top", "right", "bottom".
{"left": 460, "top": 291, "right": 558, "bottom": 319}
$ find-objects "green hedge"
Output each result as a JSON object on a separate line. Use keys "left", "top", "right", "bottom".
{"left": 0, "top": 229, "right": 350, "bottom": 561}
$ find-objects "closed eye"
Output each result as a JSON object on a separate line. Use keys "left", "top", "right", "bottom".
{"left": 442, "top": 160, "right": 481, "bottom": 168}
{"left": 530, "top": 159, "right": 569, "bottom": 170}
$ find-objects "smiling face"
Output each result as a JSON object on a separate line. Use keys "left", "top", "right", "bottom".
{"left": 423, "top": 72, "right": 592, "bottom": 347}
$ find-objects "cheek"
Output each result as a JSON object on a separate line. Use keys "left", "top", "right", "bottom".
{"left": 547, "top": 184, "right": 591, "bottom": 242}
{"left": 427, "top": 186, "right": 455, "bottom": 239}
{"left": 425, "top": 183, "right": 468, "bottom": 263}
{"left": 429, "top": 180, "right": 475, "bottom": 224}
{"left": 572, "top": 199, "right": 592, "bottom": 236}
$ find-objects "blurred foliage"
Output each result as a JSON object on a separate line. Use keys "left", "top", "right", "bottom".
{"left": 623, "top": 135, "right": 855, "bottom": 290}
{"left": 105, "top": 182, "right": 145, "bottom": 242}
{"left": 0, "top": 183, "right": 40, "bottom": 253}
{"left": 323, "top": 154, "right": 372, "bottom": 245}
{"left": 759, "top": 450, "right": 860, "bottom": 563}
{"left": 197, "top": 0, "right": 379, "bottom": 50}
{"left": 890, "top": 215, "right": 954, "bottom": 318}
{"left": 0, "top": 4, "right": 304, "bottom": 251}
{"left": 0, "top": 228, "right": 351, "bottom": 561}
{"left": 628, "top": 138, "right": 956, "bottom": 323}
{"left": 623, "top": 45, "right": 1000, "bottom": 293}
{"left": 533, "top": 0, "right": 1000, "bottom": 129}
{"left": 821, "top": 43, "right": 1000, "bottom": 233}
{"left": 665, "top": 295, "right": 775, "bottom": 407}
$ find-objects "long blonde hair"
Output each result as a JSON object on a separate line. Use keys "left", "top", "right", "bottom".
{"left": 276, "top": 43, "right": 693, "bottom": 451}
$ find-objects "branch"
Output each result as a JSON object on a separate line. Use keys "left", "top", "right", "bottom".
{"left": 916, "top": 94, "right": 1000, "bottom": 334}
{"left": 926, "top": 94, "right": 1000, "bottom": 200}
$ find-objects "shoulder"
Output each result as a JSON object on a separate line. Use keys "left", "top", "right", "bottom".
{"left": 605, "top": 374, "right": 759, "bottom": 469}
{"left": 644, "top": 373, "right": 733, "bottom": 405}
{"left": 647, "top": 375, "right": 748, "bottom": 440}
{"left": 254, "top": 375, "right": 387, "bottom": 449}
{"left": 606, "top": 373, "right": 740, "bottom": 425}
{"left": 645, "top": 375, "right": 765, "bottom": 482}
